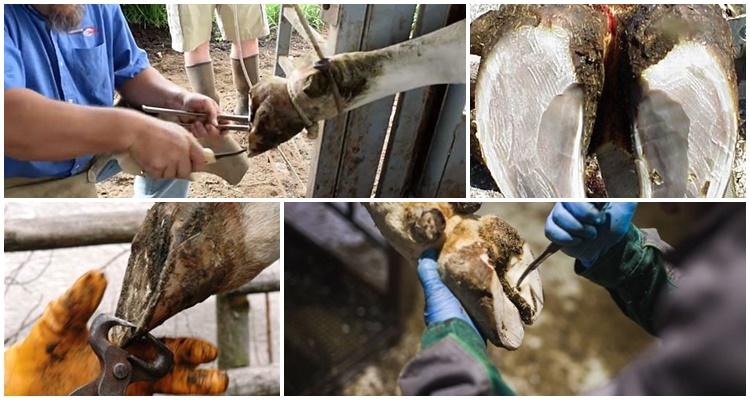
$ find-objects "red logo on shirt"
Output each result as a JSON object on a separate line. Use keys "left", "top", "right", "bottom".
{"left": 69, "top": 26, "right": 97, "bottom": 36}
{"left": 82, "top": 27, "right": 97, "bottom": 37}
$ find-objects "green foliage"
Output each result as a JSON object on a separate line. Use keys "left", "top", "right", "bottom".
{"left": 121, "top": 4, "right": 168, "bottom": 28}
{"left": 265, "top": 4, "right": 281, "bottom": 27}
{"left": 120, "top": 4, "right": 323, "bottom": 32}
{"left": 265, "top": 4, "right": 323, "bottom": 31}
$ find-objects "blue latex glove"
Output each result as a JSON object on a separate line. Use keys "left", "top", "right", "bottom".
{"left": 545, "top": 202, "right": 637, "bottom": 268}
{"left": 417, "top": 249, "right": 481, "bottom": 337}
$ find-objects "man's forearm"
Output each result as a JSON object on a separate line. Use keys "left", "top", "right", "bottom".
{"left": 5, "top": 88, "right": 137, "bottom": 160}
{"left": 118, "top": 67, "right": 188, "bottom": 109}
{"left": 575, "top": 226, "right": 674, "bottom": 334}
{"left": 400, "top": 319, "right": 514, "bottom": 395}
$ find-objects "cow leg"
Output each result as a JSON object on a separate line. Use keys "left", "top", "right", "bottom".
{"left": 113, "top": 203, "right": 279, "bottom": 345}
{"left": 247, "top": 20, "right": 466, "bottom": 155}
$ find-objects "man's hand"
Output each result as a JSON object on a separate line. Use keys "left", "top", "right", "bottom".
{"left": 417, "top": 249, "right": 481, "bottom": 337}
{"left": 177, "top": 92, "right": 222, "bottom": 139}
{"left": 125, "top": 111, "right": 207, "bottom": 179}
{"left": 4, "top": 270, "right": 228, "bottom": 395}
{"left": 545, "top": 202, "right": 637, "bottom": 267}
{"left": 119, "top": 67, "right": 222, "bottom": 140}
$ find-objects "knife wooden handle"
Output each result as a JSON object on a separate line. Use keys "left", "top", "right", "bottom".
{"left": 115, "top": 148, "right": 216, "bottom": 176}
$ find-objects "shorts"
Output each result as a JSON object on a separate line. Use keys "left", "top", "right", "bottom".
{"left": 167, "top": 4, "right": 270, "bottom": 52}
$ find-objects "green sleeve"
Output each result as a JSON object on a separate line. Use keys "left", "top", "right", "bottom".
{"left": 421, "top": 319, "right": 515, "bottom": 395}
{"left": 575, "top": 225, "right": 677, "bottom": 335}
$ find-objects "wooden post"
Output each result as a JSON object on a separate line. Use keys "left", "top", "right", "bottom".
{"left": 216, "top": 293, "right": 251, "bottom": 369}
{"left": 265, "top": 293, "right": 273, "bottom": 364}
{"left": 5, "top": 210, "right": 145, "bottom": 251}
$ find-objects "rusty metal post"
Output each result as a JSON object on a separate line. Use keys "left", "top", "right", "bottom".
{"left": 274, "top": 5, "right": 293, "bottom": 77}
{"left": 216, "top": 293, "right": 250, "bottom": 369}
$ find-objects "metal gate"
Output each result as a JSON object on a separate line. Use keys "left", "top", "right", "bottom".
{"left": 274, "top": 4, "right": 466, "bottom": 198}
{"left": 284, "top": 202, "right": 415, "bottom": 394}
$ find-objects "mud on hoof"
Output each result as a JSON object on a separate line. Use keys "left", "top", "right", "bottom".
{"left": 450, "top": 202, "right": 483, "bottom": 214}
{"left": 364, "top": 202, "right": 544, "bottom": 349}
{"left": 409, "top": 208, "right": 447, "bottom": 244}
{"left": 439, "top": 215, "right": 543, "bottom": 349}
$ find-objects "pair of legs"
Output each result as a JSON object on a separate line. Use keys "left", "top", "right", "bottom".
{"left": 167, "top": 4, "right": 269, "bottom": 112}
{"left": 184, "top": 39, "right": 260, "bottom": 115}
{"left": 184, "top": 40, "right": 259, "bottom": 66}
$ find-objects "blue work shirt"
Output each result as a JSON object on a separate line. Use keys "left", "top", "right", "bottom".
{"left": 4, "top": 4, "right": 150, "bottom": 178}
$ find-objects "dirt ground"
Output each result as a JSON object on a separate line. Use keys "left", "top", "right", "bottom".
{"left": 98, "top": 26, "right": 319, "bottom": 198}
{"left": 336, "top": 203, "right": 716, "bottom": 395}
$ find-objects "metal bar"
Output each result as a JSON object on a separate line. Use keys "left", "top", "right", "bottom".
{"left": 277, "top": 55, "right": 295, "bottom": 77}
{"left": 228, "top": 279, "right": 280, "bottom": 295}
{"left": 142, "top": 105, "right": 250, "bottom": 123}
{"left": 307, "top": 4, "right": 368, "bottom": 197}
{"left": 437, "top": 105, "right": 467, "bottom": 196}
{"left": 376, "top": 4, "right": 453, "bottom": 197}
{"left": 224, "top": 365, "right": 280, "bottom": 395}
{"left": 274, "top": 5, "right": 293, "bottom": 77}
{"left": 216, "top": 293, "right": 250, "bottom": 369}
{"left": 415, "top": 84, "right": 467, "bottom": 196}
{"left": 333, "top": 4, "right": 417, "bottom": 197}
{"left": 322, "top": 203, "right": 387, "bottom": 251}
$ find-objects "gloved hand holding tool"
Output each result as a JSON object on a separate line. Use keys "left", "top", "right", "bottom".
{"left": 545, "top": 202, "right": 637, "bottom": 268}
{"left": 517, "top": 202, "right": 637, "bottom": 286}
{"left": 417, "top": 249, "right": 481, "bottom": 339}
{"left": 4, "top": 270, "right": 228, "bottom": 395}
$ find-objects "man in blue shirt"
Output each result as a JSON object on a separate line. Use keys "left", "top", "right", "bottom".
{"left": 5, "top": 4, "right": 225, "bottom": 197}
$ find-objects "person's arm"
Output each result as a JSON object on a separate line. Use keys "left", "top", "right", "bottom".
{"left": 3, "top": 7, "right": 205, "bottom": 180}
{"left": 5, "top": 88, "right": 206, "bottom": 179}
{"left": 118, "top": 67, "right": 221, "bottom": 138}
{"left": 4, "top": 269, "right": 229, "bottom": 395}
{"left": 5, "top": 88, "right": 134, "bottom": 160}
{"left": 544, "top": 202, "right": 675, "bottom": 334}
{"left": 106, "top": 6, "right": 220, "bottom": 138}
{"left": 576, "top": 226, "right": 675, "bottom": 334}
{"left": 590, "top": 210, "right": 745, "bottom": 395}
{"left": 398, "top": 250, "right": 513, "bottom": 395}
{"left": 400, "top": 319, "right": 515, "bottom": 395}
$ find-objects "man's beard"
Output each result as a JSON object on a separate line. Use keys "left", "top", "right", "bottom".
{"left": 43, "top": 5, "right": 85, "bottom": 32}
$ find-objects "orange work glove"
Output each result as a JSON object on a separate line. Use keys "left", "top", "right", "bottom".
{"left": 4, "top": 270, "right": 228, "bottom": 395}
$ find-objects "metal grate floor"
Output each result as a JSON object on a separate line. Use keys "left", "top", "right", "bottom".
{"left": 284, "top": 226, "right": 400, "bottom": 395}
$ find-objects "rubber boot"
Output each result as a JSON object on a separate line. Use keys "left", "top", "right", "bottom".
{"left": 186, "top": 61, "right": 249, "bottom": 185}
{"left": 231, "top": 55, "right": 260, "bottom": 116}
{"left": 185, "top": 61, "right": 220, "bottom": 103}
